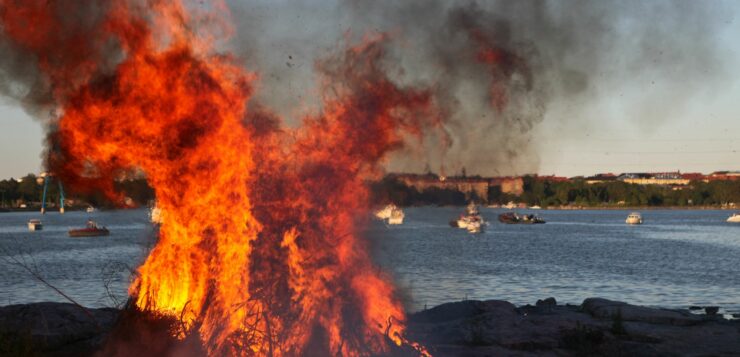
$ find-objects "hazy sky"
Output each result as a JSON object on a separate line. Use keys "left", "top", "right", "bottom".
{"left": 1, "top": 0, "right": 739, "bottom": 178}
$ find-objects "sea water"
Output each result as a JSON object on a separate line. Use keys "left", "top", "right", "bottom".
{"left": 1, "top": 208, "right": 738, "bottom": 317}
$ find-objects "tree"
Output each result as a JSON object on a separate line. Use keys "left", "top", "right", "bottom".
{"left": 16, "top": 174, "right": 40, "bottom": 202}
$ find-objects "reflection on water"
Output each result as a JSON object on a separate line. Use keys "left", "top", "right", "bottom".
{"left": 1, "top": 208, "right": 738, "bottom": 316}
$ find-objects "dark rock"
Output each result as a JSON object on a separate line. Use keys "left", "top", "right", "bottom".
{"left": 410, "top": 299, "right": 517, "bottom": 324}
{"left": 409, "top": 297, "right": 740, "bottom": 357}
{"left": 536, "top": 297, "right": 557, "bottom": 307}
{"left": 0, "top": 302, "right": 118, "bottom": 356}
{"left": 534, "top": 297, "right": 557, "bottom": 314}
{"left": 3, "top": 298, "right": 740, "bottom": 357}
{"left": 704, "top": 306, "right": 719, "bottom": 315}
{"left": 582, "top": 298, "right": 704, "bottom": 326}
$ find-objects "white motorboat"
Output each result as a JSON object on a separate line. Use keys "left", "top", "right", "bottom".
{"left": 727, "top": 213, "right": 740, "bottom": 223}
{"left": 27, "top": 219, "right": 43, "bottom": 231}
{"left": 466, "top": 219, "right": 484, "bottom": 234}
{"left": 451, "top": 203, "right": 486, "bottom": 231}
{"left": 626, "top": 212, "right": 643, "bottom": 225}
{"left": 150, "top": 206, "right": 163, "bottom": 224}
{"left": 375, "top": 204, "right": 395, "bottom": 220}
{"left": 387, "top": 208, "right": 405, "bottom": 225}
{"left": 86, "top": 206, "right": 96, "bottom": 213}
{"left": 375, "top": 204, "right": 404, "bottom": 225}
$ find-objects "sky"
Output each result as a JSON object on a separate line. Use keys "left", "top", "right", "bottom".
{"left": 1, "top": 0, "right": 739, "bottom": 179}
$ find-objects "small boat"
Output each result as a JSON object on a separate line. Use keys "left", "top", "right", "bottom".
{"left": 498, "top": 212, "right": 545, "bottom": 224}
{"left": 450, "top": 203, "right": 486, "bottom": 231}
{"left": 530, "top": 205, "right": 542, "bottom": 210}
{"left": 375, "top": 204, "right": 404, "bottom": 225}
{"left": 68, "top": 219, "right": 109, "bottom": 237}
{"left": 727, "top": 213, "right": 740, "bottom": 223}
{"left": 150, "top": 206, "right": 163, "bottom": 224}
{"left": 375, "top": 204, "right": 395, "bottom": 220}
{"left": 86, "top": 206, "right": 96, "bottom": 213}
{"left": 387, "top": 207, "right": 405, "bottom": 225}
{"left": 27, "top": 219, "right": 43, "bottom": 231}
{"left": 626, "top": 212, "right": 643, "bottom": 225}
{"left": 466, "top": 219, "right": 484, "bottom": 234}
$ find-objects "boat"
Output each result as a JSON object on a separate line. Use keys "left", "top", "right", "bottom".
{"left": 466, "top": 219, "right": 484, "bottom": 234}
{"left": 27, "top": 219, "right": 43, "bottom": 231}
{"left": 375, "top": 204, "right": 404, "bottom": 225}
{"left": 150, "top": 206, "right": 163, "bottom": 224}
{"left": 387, "top": 207, "right": 405, "bottom": 225}
{"left": 450, "top": 203, "right": 486, "bottom": 232}
{"left": 626, "top": 212, "right": 643, "bottom": 225}
{"left": 375, "top": 204, "right": 395, "bottom": 220}
{"left": 86, "top": 206, "right": 96, "bottom": 213}
{"left": 498, "top": 212, "right": 545, "bottom": 224}
{"left": 727, "top": 213, "right": 740, "bottom": 223}
{"left": 530, "top": 205, "right": 542, "bottom": 210}
{"left": 68, "top": 219, "right": 109, "bottom": 237}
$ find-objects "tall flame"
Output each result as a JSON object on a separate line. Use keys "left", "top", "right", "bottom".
{"left": 1, "top": 1, "right": 435, "bottom": 355}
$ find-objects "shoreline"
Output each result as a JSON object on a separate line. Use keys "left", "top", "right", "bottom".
{"left": 526, "top": 206, "right": 738, "bottom": 211}
{"left": 421, "top": 204, "right": 739, "bottom": 210}
{"left": 370, "top": 203, "right": 740, "bottom": 210}
{"left": 2, "top": 297, "right": 738, "bottom": 356}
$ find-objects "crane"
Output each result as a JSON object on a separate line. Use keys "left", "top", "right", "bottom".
{"left": 37, "top": 172, "right": 65, "bottom": 214}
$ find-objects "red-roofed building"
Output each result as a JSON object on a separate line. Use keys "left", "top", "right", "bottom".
{"left": 680, "top": 172, "right": 705, "bottom": 181}
{"left": 708, "top": 171, "right": 740, "bottom": 181}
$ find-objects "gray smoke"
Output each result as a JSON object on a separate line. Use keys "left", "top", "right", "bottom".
{"left": 1, "top": 1, "right": 731, "bottom": 176}
{"left": 227, "top": 0, "right": 731, "bottom": 176}
{"left": 0, "top": 2, "right": 115, "bottom": 121}
{"left": 0, "top": 34, "right": 55, "bottom": 120}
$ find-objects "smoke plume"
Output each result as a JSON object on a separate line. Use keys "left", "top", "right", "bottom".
{"left": 224, "top": 0, "right": 731, "bottom": 176}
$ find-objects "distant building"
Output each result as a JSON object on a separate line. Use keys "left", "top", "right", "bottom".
{"left": 585, "top": 173, "right": 618, "bottom": 184}
{"left": 535, "top": 175, "right": 570, "bottom": 183}
{"left": 618, "top": 172, "right": 690, "bottom": 186}
{"left": 490, "top": 177, "right": 524, "bottom": 196}
{"left": 707, "top": 171, "right": 740, "bottom": 181}
{"left": 393, "top": 173, "right": 525, "bottom": 201}
{"left": 394, "top": 174, "right": 490, "bottom": 201}
{"left": 680, "top": 172, "right": 705, "bottom": 181}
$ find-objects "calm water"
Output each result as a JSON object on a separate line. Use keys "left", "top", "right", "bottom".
{"left": 0, "top": 209, "right": 155, "bottom": 307}
{"left": 1, "top": 208, "right": 739, "bottom": 316}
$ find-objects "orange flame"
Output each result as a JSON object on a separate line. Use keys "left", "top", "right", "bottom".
{"left": 1, "top": 1, "right": 436, "bottom": 355}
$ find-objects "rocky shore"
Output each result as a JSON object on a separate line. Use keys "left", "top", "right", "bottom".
{"left": 1, "top": 298, "right": 738, "bottom": 356}
{"left": 407, "top": 298, "right": 740, "bottom": 356}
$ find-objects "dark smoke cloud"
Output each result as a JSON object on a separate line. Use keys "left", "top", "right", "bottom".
{"left": 0, "top": 2, "right": 116, "bottom": 120}
{"left": 1, "top": 1, "right": 732, "bottom": 176}
{"left": 225, "top": 0, "right": 731, "bottom": 176}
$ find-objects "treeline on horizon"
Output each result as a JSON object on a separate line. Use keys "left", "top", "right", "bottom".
{"left": 371, "top": 175, "right": 740, "bottom": 207}
{"left": 0, "top": 174, "right": 153, "bottom": 209}
{"left": 3, "top": 173, "right": 739, "bottom": 209}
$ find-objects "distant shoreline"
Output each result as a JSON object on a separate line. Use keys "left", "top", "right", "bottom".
{"left": 396, "top": 204, "right": 739, "bottom": 211}
{"left": 1, "top": 205, "right": 738, "bottom": 213}
{"left": 515, "top": 205, "right": 738, "bottom": 211}
{"left": 0, "top": 206, "right": 97, "bottom": 213}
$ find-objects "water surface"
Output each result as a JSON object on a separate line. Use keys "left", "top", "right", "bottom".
{"left": 368, "top": 208, "right": 740, "bottom": 314}
{"left": 1, "top": 208, "right": 738, "bottom": 317}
